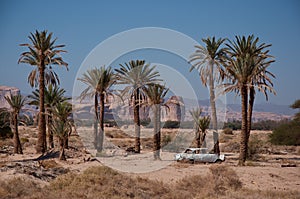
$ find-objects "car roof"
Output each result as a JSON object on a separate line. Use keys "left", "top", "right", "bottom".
{"left": 185, "top": 148, "right": 207, "bottom": 151}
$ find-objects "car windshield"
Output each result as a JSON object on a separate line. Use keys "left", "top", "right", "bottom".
{"left": 185, "top": 149, "right": 193, "bottom": 154}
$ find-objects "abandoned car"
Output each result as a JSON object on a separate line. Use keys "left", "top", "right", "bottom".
{"left": 175, "top": 148, "right": 225, "bottom": 163}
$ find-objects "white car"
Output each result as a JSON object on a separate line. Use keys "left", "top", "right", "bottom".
{"left": 175, "top": 148, "right": 225, "bottom": 163}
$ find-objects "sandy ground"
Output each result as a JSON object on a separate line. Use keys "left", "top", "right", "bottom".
{"left": 0, "top": 126, "right": 299, "bottom": 193}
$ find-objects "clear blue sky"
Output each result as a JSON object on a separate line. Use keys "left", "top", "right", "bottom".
{"left": 0, "top": 0, "right": 299, "bottom": 105}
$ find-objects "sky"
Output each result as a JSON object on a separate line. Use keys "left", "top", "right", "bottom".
{"left": 0, "top": 0, "right": 299, "bottom": 105}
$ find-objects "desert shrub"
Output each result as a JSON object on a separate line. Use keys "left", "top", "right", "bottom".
{"left": 162, "top": 120, "right": 180, "bottom": 129}
{"left": 1, "top": 166, "right": 300, "bottom": 199}
{"left": 0, "top": 177, "right": 41, "bottom": 199}
{"left": 140, "top": 118, "right": 151, "bottom": 126}
{"left": 222, "top": 140, "right": 240, "bottom": 153}
{"left": 270, "top": 121, "right": 300, "bottom": 146}
{"left": 223, "top": 127, "right": 233, "bottom": 135}
{"left": 20, "top": 137, "right": 29, "bottom": 144}
{"left": 47, "top": 166, "right": 169, "bottom": 199}
{"left": 209, "top": 165, "right": 242, "bottom": 193}
{"left": 219, "top": 133, "right": 233, "bottom": 143}
{"left": 170, "top": 165, "right": 242, "bottom": 198}
{"left": 247, "top": 135, "right": 264, "bottom": 160}
{"left": 0, "top": 127, "right": 13, "bottom": 139}
{"left": 162, "top": 134, "right": 172, "bottom": 146}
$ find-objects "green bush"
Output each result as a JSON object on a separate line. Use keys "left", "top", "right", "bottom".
{"left": 0, "top": 126, "right": 12, "bottom": 139}
{"left": 270, "top": 121, "right": 300, "bottom": 146}
{"left": 162, "top": 120, "right": 180, "bottom": 129}
{"left": 140, "top": 118, "right": 151, "bottom": 127}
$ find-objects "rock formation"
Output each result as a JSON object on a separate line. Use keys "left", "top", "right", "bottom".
{"left": 0, "top": 86, "right": 20, "bottom": 109}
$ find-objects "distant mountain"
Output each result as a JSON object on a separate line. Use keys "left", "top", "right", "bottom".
{"left": 227, "top": 103, "right": 297, "bottom": 116}
{"left": 183, "top": 98, "right": 297, "bottom": 116}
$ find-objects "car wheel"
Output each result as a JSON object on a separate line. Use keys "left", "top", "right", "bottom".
{"left": 215, "top": 159, "right": 222, "bottom": 164}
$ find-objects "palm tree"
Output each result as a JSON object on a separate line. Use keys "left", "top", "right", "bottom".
{"left": 145, "top": 84, "right": 169, "bottom": 160}
{"left": 189, "top": 37, "right": 226, "bottom": 154}
{"left": 29, "top": 85, "right": 70, "bottom": 149}
{"left": 115, "top": 60, "right": 161, "bottom": 153}
{"left": 78, "top": 66, "right": 115, "bottom": 152}
{"left": 190, "top": 108, "right": 210, "bottom": 148}
{"left": 18, "top": 30, "right": 68, "bottom": 153}
{"left": 27, "top": 67, "right": 60, "bottom": 88}
{"left": 222, "top": 35, "right": 275, "bottom": 165}
{"left": 51, "top": 101, "right": 73, "bottom": 160}
{"left": 290, "top": 99, "right": 300, "bottom": 121}
{"left": 0, "top": 94, "right": 28, "bottom": 154}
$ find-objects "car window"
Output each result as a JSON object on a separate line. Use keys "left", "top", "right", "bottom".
{"left": 185, "top": 149, "right": 193, "bottom": 154}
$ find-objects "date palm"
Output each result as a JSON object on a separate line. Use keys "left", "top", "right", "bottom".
{"left": 189, "top": 36, "right": 226, "bottom": 154}
{"left": 27, "top": 67, "right": 60, "bottom": 88}
{"left": 222, "top": 35, "right": 275, "bottom": 165}
{"left": 190, "top": 108, "right": 210, "bottom": 148}
{"left": 115, "top": 60, "right": 161, "bottom": 153}
{"left": 0, "top": 94, "right": 28, "bottom": 154}
{"left": 145, "top": 84, "right": 169, "bottom": 159}
{"left": 51, "top": 101, "right": 73, "bottom": 160}
{"left": 290, "top": 99, "right": 300, "bottom": 121}
{"left": 29, "top": 85, "right": 70, "bottom": 149}
{"left": 78, "top": 66, "right": 115, "bottom": 152}
{"left": 18, "top": 30, "right": 68, "bottom": 153}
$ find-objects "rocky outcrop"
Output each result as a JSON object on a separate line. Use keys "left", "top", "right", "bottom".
{"left": 74, "top": 96, "right": 185, "bottom": 124}
{"left": 162, "top": 96, "right": 185, "bottom": 122}
{"left": 0, "top": 86, "right": 20, "bottom": 109}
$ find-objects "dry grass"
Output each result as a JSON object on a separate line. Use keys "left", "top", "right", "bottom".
{"left": 1, "top": 165, "right": 298, "bottom": 199}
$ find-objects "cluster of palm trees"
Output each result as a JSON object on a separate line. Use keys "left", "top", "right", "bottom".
{"left": 13, "top": 30, "right": 275, "bottom": 165}
{"left": 189, "top": 35, "right": 275, "bottom": 165}
{"left": 78, "top": 60, "right": 167, "bottom": 159}
{"left": 12, "top": 30, "right": 72, "bottom": 160}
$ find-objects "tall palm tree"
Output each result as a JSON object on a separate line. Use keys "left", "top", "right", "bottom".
{"left": 78, "top": 66, "right": 115, "bottom": 152}
{"left": 145, "top": 84, "right": 169, "bottom": 159}
{"left": 225, "top": 34, "right": 275, "bottom": 139}
{"left": 51, "top": 101, "right": 73, "bottom": 160}
{"left": 18, "top": 30, "right": 68, "bottom": 153}
{"left": 222, "top": 35, "right": 275, "bottom": 165}
{"left": 29, "top": 85, "right": 70, "bottom": 149}
{"left": 189, "top": 36, "right": 226, "bottom": 154}
{"left": 115, "top": 60, "right": 161, "bottom": 153}
{"left": 27, "top": 67, "right": 60, "bottom": 88}
{"left": 190, "top": 108, "right": 210, "bottom": 148}
{"left": 0, "top": 94, "right": 28, "bottom": 154}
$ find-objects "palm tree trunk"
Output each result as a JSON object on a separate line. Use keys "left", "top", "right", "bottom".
{"left": 36, "top": 63, "right": 47, "bottom": 153}
{"left": 98, "top": 93, "right": 105, "bottom": 152}
{"left": 209, "top": 63, "right": 220, "bottom": 154}
{"left": 59, "top": 137, "right": 66, "bottom": 160}
{"left": 247, "top": 87, "right": 255, "bottom": 146}
{"left": 13, "top": 113, "right": 22, "bottom": 154}
{"left": 201, "top": 132, "right": 206, "bottom": 148}
{"left": 64, "top": 137, "right": 69, "bottom": 149}
{"left": 134, "top": 89, "right": 141, "bottom": 153}
{"left": 47, "top": 110, "right": 54, "bottom": 149}
{"left": 196, "top": 130, "right": 201, "bottom": 148}
{"left": 94, "top": 93, "right": 98, "bottom": 149}
{"left": 153, "top": 104, "right": 161, "bottom": 160}
{"left": 238, "top": 85, "right": 248, "bottom": 165}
